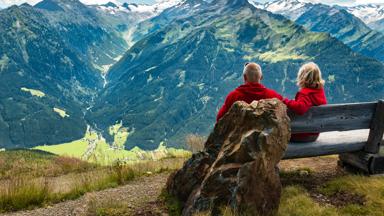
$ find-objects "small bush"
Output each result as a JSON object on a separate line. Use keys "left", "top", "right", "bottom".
{"left": 54, "top": 156, "right": 96, "bottom": 174}
{"left": 185, "top": 134, "right": 205, "bottom": 153}
{"left": 159, "top": 190, "right": 182, "bottom": 216}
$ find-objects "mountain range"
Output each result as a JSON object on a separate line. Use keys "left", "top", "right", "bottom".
{"left": 347, "top": 4, "right": 384, "bottom": 33}
{"left": 89, "top": 0, "right": 384, "bottom": 149}
{"left": 251, "top": 0, "right": 384, "bottom": 62}
{"left": 1, "top": 0, "right": 384, "bottom": 150}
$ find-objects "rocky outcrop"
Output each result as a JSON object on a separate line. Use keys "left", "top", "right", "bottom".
{"left": 166, "top": 99, "right": 291, "bottom": 215}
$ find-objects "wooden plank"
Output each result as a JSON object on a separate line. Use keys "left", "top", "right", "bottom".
{"left": 283, "top": 130, "right": 368, "bottom": 159}
{"left": 365, "top": 100, "right": 384, "bottom": 154}
{"left": 290, "top": 102, "right": 376, "bottom": 133}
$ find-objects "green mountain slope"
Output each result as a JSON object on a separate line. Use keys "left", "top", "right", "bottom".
{"left": 89, "top": 0, "right": 384, "bottom": 150}
{"left": 294, "top": 4, "right": 384, "bottom": 62}
{"left": 0, "top": 0, "right": 131, "bottom": 148}
{"left": 34, "top": 0, "right": 128, "bottom": 68}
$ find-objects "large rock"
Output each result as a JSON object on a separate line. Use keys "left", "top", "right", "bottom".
{"left": 166, "top": 99, "right": 291, "bottom": 215}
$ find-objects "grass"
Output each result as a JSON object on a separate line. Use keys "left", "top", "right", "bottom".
{"left": 319, "top": 176, "right": 384, "bottom": 216}
{"left": 159, "top": 190, "right": 183, "bottom": 216}
{"left": 257, "top": 50, "right": 310, "bottom": 63}
{"left": 278, "top": 186, "right": 338, "bottom": 216}
{"left": 34, "top": 130, "right": 98, "bottom": 158}
{"left": 20, "top": 87, "right": 45, "bottom": 98}
{"left": 108, "top": 122, "right": 130, "bottom": 149}
{"left": 0, "top": 178, "right": 49, "bottom": 212}
{"left": 34, "top": 128, "right": 191, "bottom": 165}
{"left": 0, "top": 150, "right": 188, "bottom": 213}
{"left": 53, "top": 107, "right": 69, "bottom": 118}
{"left": 87, "top": 199, "right": 132, "bottom": 216}
{"left": 0, "top": 150, "right": 96, "bottom": 179}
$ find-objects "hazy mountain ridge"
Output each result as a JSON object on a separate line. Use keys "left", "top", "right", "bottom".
{"left": 88, "top": 0, "right": 384, "bottom": 150}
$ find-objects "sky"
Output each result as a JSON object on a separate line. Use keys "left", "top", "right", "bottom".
{"left": 1, "top": 0, "right": 384, "bottom": 9}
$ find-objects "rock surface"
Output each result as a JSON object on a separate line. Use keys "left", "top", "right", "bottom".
{"left": 166, "top": 99, "right": 291, "bottom": 215}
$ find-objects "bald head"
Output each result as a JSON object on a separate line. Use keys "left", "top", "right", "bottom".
{"left": 243, "top": 62, "right": 262, "bottom": 83}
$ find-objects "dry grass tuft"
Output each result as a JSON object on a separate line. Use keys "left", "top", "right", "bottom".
{"left": 185, "top": 134, "right": 205, "bottom": 153}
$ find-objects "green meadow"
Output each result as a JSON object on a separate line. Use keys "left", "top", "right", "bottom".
{"left": 34, "top": 123, "right": 190, "bottom": 165}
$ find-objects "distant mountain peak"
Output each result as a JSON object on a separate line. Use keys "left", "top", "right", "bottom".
{"left": 103, "top": 2, "right": 118, "bottom": 8}
{"left": 34, "top": 0, "right": 65, "bottom": 11}
{"left": 20, "top": 3, "right": 32, "bottom": 7}
{"left": 34, "top": 0, "right": 89, "bottom": 12}
{"left": 209, "top": 0, "right": 251, "bottom": 9}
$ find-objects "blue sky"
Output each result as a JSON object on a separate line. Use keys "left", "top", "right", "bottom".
{"left": 1, "top": 0, "right": 384, "bottom": 8}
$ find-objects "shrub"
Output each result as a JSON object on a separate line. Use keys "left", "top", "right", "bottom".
{"left": 185, "top": 134, "right": 205, "bottom": 153}
{"left": 53, "top": 156, "right": 96, "bottom": 174}
{"left": 159, "top": 190, "right": 182, "bottom": 216}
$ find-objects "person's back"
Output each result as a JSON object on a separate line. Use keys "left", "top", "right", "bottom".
{"left": 217, "top": 63, "right": 283, "bottom": 121}
{"left": 283, "top": 62, "right": 327, "bottom": 142}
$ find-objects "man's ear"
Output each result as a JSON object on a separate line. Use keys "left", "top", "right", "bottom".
{"left": 260, "top": 75, "right": 263, "bottom": 81}
{"left": 243, "top": 74, "right": 247, "bottom": 82}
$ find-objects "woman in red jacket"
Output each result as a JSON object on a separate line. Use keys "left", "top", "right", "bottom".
{"left": 283, "top": 62, "right": 327, "bottom": 142}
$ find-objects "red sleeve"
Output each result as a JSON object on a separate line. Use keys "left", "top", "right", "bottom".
{"left": 266, "top": 89, "right": 283, "bottom": 101}
{"left": 283, "top": 93, "right": 312, "bottom": 115}
{"left": 217, "top": 91, "right": 237, "bottom": 122}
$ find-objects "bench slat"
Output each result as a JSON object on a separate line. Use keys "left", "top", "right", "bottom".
{"left": 290, "top": 102, "right": 376, "bottom": 133}
{"left": 283, "top": 130, "right": 368, "bottom": 159}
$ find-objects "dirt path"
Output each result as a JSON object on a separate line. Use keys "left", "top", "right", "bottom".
{"left": 2, "top": 173, "right": 170, "bottom": 216}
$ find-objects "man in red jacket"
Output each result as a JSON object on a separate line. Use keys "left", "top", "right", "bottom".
{"left": 217, "top": 62, "right": 283, "bottom": 121}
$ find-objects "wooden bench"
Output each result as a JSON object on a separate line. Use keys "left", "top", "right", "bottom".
{"left": 283, "top": 100, "right": 384, "bottom": 174}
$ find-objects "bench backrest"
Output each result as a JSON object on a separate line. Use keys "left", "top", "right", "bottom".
{"left": 289, "top": 100, "right": 384, "bottom": 154}
{"left": 290, "top": 102, "right": 376, "bottom": 133}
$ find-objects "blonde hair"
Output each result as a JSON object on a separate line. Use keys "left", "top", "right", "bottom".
{"left": 297, "top": 62, "right": 325, "bottom": 89}
{"left": 243, "top": 62, "right": 262, "bottom": 82}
